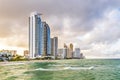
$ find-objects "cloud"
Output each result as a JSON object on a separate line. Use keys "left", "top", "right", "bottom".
{"left": 82, "top": 9, "right": 120, "bottom": 44}
{"left": 83, "top": 39, "right": 120, "bottom": 58}
{"left": 0, "top": 0, "right": 120, "bottom": 57}
{"left": 81, "top": 9, "right": 120, "bottom": 58}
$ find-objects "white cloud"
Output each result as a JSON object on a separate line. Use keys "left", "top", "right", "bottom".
{"left": 81, "top": 9, "right": 120, "bottom": 58}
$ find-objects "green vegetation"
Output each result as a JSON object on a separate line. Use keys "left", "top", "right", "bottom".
{"left": 10, "top": 55, "right": 28, "bottom": 61}
{"left": 0, "top": 59, "right": 120, "bottom": 80}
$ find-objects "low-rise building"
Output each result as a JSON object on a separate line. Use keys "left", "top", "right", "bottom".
{"left": 58, "top": 49, "right": 65, "bottom": 59}
{"left": 24, "top": 50, "right": 29, "bottom": 58}
{"left": 0, "top": 50, "right": 17, "bottom": 56}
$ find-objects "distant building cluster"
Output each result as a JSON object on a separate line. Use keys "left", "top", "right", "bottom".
{"left": 29, "top": 11, "right": 85, "bottom": 59}
{"left": 0, "top": 50, "right": 17, "bottom": 61}
{"left": 57, "top": 44, "right": 85, "bottom": 59}
{"left": 0, "top": 49, "right": 17, "bottom": 56}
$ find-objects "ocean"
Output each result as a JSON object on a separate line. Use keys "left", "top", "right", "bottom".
{"left": 0, "top": 59, "right": 120, "bottom": 80}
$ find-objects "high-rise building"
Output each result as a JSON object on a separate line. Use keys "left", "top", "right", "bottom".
{"left": 51, "top": 38, "right": 54, "bottom": 56}
{"left": 64, "top": 43, "right": 68, "bottom": 59}
{"left": 51, "top": 37, "right": 58, "bottom": 59}
{"left": 74, "top": 48, "right": 80, "bottom": 58}
{"left": 69, "top": 43, "right": 73, "bottom": 58}
{"left": 42, "top": 22, "right": 51, "bottom": 56}
{"left": 70, "top": 44, "right": 73, "bottom": 50}
{"left": 29, "top": 12, "right": 52, "bottom": 58}
{"left": 29, "top": 12, "right": 43, "bottom": 58}
{"left": 63, "top": 43, "right": 73, "bottom": 59}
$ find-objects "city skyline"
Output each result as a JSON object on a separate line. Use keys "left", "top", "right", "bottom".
{"left": 0, "top": 0, "right": 120, "bottom": 58}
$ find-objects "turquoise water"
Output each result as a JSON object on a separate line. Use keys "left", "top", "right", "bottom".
{"left": 26, "top": 59, "right": 120, "bottom": 80}
{"left": 0, "top": 59, "right": 120, "bottom": 80}
{"left": 63, "top": 59, "right": 120, "bottom": 80}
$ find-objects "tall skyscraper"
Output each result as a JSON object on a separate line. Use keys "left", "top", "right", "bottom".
{"left": 42, "top": 22, "right": 51, "bottom": 56}
{"left": 51, "top": 37, "right": 58, "bottom": 59}
{"left": 29, "top": 12, "right": 43, "bottom": 58}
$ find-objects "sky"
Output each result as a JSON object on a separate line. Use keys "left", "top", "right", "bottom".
{"left": 0, "top": 0, "right": 120, "bottom": 58}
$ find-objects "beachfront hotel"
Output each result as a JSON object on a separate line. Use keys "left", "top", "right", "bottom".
{"left": 29, "top": 12, "right": 51, "bottom": 58}
{"left": 29, "top": 12, "right": 43, "bottom": 58}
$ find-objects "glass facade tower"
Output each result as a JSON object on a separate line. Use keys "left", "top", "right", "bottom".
{"left": 29, "top": 12, "right": 43, "bottom": 58}
{"left": 29, "top": 12, "right": 51, "bottom": 58}
{"left": 42, "top": 22, "right": 51, "bottom": 56}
